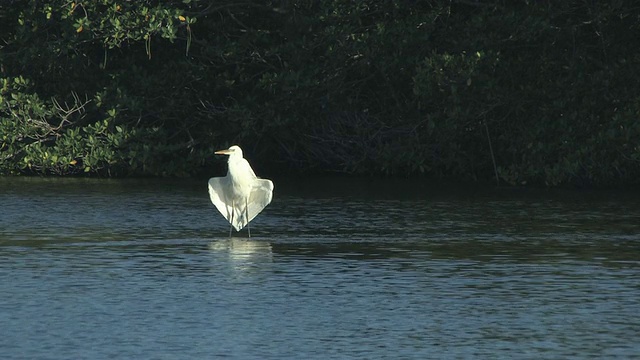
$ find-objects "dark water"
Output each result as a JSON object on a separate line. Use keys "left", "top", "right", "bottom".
{"left": 1, "top": 177, "right": 639, "bottom": 359}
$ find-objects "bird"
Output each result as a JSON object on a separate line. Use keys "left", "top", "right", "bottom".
{"left": 208, "top": 145, "right": 274, "bottom": 237}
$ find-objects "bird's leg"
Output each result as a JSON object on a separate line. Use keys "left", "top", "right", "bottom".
{"left": 229, "top": 202, "right": 234, "bottom": 238}
{"left": 246, "top": 198, "right": 251, "bottom": 238}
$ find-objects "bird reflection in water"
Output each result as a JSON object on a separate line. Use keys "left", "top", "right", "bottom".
{"left": 208, "top": 238, "right": 273, "bottom": 271}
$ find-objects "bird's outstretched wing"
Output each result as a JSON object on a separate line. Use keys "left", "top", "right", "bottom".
{"left": 208, "top": 177, "right": 238, "bottom": 229}
{"left": 244, "top": 179, "right": 274, "bottom": 226}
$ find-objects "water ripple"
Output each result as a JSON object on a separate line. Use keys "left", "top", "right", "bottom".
{"left": 1, "top": 178, "right": 639, "bottom": 359}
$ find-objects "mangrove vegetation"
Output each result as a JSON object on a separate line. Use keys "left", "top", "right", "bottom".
{"left": 1, "top": 1, "right": 639, "bottom": 186}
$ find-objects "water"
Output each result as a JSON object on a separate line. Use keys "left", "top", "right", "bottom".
{"left": 1, "top": 177, "right": 639, "bottom": 359}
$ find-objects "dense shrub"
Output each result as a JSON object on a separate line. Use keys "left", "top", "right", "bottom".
{"left": 1, "top": 1, "right": 639, "bottom": 185}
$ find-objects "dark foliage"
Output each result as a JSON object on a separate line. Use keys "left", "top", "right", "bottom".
{"left": 2, "top": 1, "right": 639, "bottom": 185}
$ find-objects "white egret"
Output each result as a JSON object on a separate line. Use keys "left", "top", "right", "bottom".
{"left": 208, "top": 145, "right": 274, "bottom": 237}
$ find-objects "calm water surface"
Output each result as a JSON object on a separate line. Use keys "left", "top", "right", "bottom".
{"left": 1, "top": 177, "right": 639, "bottom": 359}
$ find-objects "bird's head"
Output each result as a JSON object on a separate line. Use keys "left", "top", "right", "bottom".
{"left": 215, "top": 145, "right": 243, "bottom": 158}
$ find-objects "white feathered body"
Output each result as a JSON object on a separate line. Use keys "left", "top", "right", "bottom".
{"left": 227, "top": 155, "right": 256, "bottom": 201}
